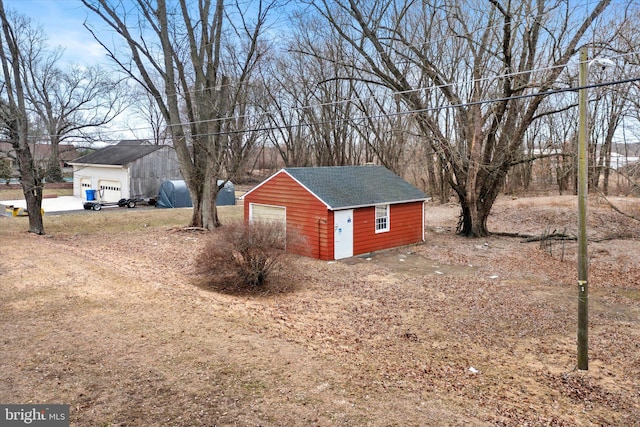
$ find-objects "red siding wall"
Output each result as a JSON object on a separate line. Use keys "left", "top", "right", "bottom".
{"left": 352, "top": 202, "right": 424, "bottom": 256}
{"left": 244, "top": 172, "right": 332, "bottom": 260}
{"left": 245, "top": 171, "right": 424, "bottom": 260}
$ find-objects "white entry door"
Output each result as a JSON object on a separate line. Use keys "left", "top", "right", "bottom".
{"left": 334, "top": 209, "right": 354, "bottom": 259}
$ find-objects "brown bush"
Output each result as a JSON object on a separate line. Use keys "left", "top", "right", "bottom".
{"left": 196, "top": 220, "right": 299, "bottom": 291}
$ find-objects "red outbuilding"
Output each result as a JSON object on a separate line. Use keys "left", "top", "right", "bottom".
{"left": 243, "top": 165, "right": 428, "bottom": 260}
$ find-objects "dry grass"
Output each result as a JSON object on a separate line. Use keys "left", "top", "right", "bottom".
{"left": 0, "top": 203, "right": 243, "bottom": 235}
{"left": 1, "top": 196, "right": 639, "bottom": 426}
{"left": 44, "top": 208, "right": 195, "bottom": 234}
{"left": 0, "top": 186, "right": 73, "bottom": 200}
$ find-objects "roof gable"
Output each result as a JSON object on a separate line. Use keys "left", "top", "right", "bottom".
{"left": 69, "top": 144, "right": 166, "bottom": 166}
{"left": 246, "top": 166, "right": 427, "bottom": 210}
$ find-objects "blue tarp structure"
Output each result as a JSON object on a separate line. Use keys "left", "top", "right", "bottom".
{"left": 215, "top": 180, "right": 236, "bottom": 206}
{"left": 156, "top": 180, "right": 235, "bottom": 208}
{"left": 156, "top": 180, "right": 191, "bottom": 208}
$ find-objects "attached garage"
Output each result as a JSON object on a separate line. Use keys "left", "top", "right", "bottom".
{"left": 242, "top": 165, "right": 428, "bottom": 260}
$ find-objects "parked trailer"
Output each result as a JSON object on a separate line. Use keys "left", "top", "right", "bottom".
{"left": 83, "top": 197, "right": 156, "bottom": 211}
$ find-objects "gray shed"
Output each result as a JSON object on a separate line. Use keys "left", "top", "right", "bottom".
{"left": 156, "top": 179, "right": 235, "bottom": 208}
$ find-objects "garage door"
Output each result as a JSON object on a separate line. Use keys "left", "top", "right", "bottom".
{"left": 250, "top": 203, "right": 286, "bottom": 226}
{"left": 80, "top": 178, "right": 92, "bottom": 191}
{"left": 249, "top": 203, "right": 286, "bottom": 246}
{"left": 98, "top": 180, "right": 122, "bottom": 202}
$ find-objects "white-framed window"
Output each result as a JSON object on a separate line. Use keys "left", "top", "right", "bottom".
{"left": 375, "top": 204, "right": 389, "bottom": 233}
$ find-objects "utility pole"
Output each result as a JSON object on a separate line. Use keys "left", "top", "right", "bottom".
{"left": 577, "top": 46, "right": 589, "bottom": 371}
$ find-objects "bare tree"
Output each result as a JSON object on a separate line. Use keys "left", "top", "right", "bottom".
{"left": 224, "top": 80, "right": 270, "bottom": 181}
{"left": 82, "top": 0, "right": 277, "bottom": 229}
{"left": 264, "top": 17, "right": 368, "bottom": 168}
{"left": 129, "top": 86, "right": 170, "bottom": 145}
{"left": 23, "top": 51, "right": 128, "bottom": 181}
{"left": 0, "top": 1, "right": 44, "bottom": 234}
{"left": 310, "top": 0, "right": 613, "bottom": 236}
{"left": 587, "top": 10, "right": 640, "bottom": 196}
{"left": 351, "top": 87, "right": 416, "bottom": 175}
{"left": 589, "top": 85, "right": 624, "bottom": 194}
{"left": 260, "top": 51, "right": 315, "bottom": 167}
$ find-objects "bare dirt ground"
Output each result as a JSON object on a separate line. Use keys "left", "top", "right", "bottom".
{"left": 1, "top": 195, "right": 639, "bottom": 426}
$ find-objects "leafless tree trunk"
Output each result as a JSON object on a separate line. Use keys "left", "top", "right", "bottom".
{"left": 592, "top": 100, "right": 623, "bottom": 195}
{"left": 260, "top": 66, "right": 309, "bottom": 168}
{"left": 351, "top": 87, "right": 413, "bottom": 175}
{"left": 267, "top": 19, "right": 367, "bottom": 168}
{"left": 0, "top": 2, "right": 44, "bottom": 234}
{"left": 311, "top": 0, "right": 612, "bottom": 236}
{"left": 82, "top": 0, "right": 275, "bottom": 229}
{"left": 301, "top": 54, "right": 363, "bottom": 166}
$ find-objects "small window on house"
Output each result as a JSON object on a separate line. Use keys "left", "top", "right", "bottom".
{"left": 375, "top": 205, "right": 389, "bottom": 233}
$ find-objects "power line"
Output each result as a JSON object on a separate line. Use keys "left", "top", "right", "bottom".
{"left": 91, "top": 0, "right": 625, "bottom": 98}
{"left": 77, "top": 73, "right": 640, "bottom": 143}
{"left": 20, "top": 47, "right": 640, "bottom": 144}
{"left": 14, "top": 0, "right": 640, "bottom": 141}
{"left": 81, "top": 48, "right": 640, "bottom": 141}
{"left": 197, "top": 75, "right": 640, "bottom": 139}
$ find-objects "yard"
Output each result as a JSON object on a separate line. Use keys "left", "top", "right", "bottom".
{"left": 0, "top": 194, "right": 639, "bottom": 425}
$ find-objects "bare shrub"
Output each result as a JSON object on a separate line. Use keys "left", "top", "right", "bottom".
{"left": 196, "top": 220, "right": 299, "bottom": 292}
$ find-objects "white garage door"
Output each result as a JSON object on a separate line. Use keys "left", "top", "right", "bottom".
{"left": 249, "top": 204, "right": 286, "bottom": 246}
{"left": 250, "top": 203, "right": 286, "bottom": 226}
{"left": 80, "top": 178, "right": 92, "bottom": 190}
{"left": 98, "top": 180, "right": 122, "bottom": 202}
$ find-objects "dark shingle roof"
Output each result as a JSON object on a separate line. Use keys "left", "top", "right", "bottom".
{"left": 70, "top": 144, "right": 164, "bottom": 166}
{"left": 284, "top": 165, "right": 427, "bottom": 209}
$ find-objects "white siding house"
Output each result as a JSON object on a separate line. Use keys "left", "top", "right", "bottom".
{"left": 69, "top": 140, "right": 182, "bottom": 202}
